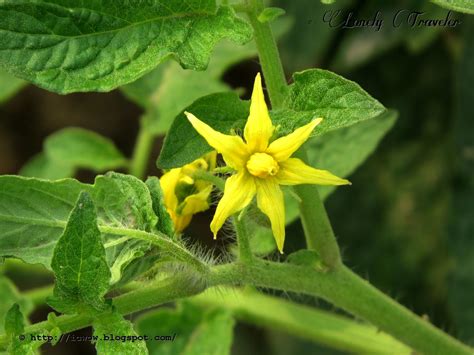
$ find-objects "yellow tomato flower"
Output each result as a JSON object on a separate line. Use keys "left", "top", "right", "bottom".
{"left": 185, "top": 73, "right": 350, "bottom": 252}
{"left": 160, "top": 152, "right": 216, "bottom": 233}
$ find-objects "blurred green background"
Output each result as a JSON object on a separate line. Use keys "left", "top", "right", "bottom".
{"left": 1, "top": 0, "right": 473, "bottom": 354}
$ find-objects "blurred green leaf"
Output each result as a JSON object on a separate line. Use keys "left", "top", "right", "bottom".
{"left": 285, "top": 109, "right": 397, "bottom": 224}
{"left": 45, "top": 128, "right": 127, "bottom": 172}
{"left": 20, "top": 128, "right": 127, "bottom": 179}
{"left": 431, "top": 0, "right": 474, "bottom": 14}
{"left": 93, "top": 311, "right": 148, "bottom": 354}
{"left": 0, "top": 2, "right": 252, "bottom": 94}
{"left": 48, "top": 192, "right": 111, "bottom": 314}
{"left": 19, "top": 153, "right": 75, "bottom": 180}
{"left": 0, "top": 70, "right": 26, "bottom": 104}
{"left": 137, "top": 302, "right": 235, "bottom": 355}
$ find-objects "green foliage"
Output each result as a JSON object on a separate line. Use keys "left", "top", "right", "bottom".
{"left": 93, "top": 311, "right": 148, "bottom": 354}
{"left": 0, "top": 176, "right": 90, "bottom": 266}
{"left": 48, "top": 192, "right": 111, "bottom": 314}
{"left": 157, "top": 93, "right": 250, "bottom": 168}
{"left": 0, "top": 276, "right": 32, "bottom": 334}
{"left": 20, "top": 128, "right": 127, "bottom": 179}
{"left": 136, "top": 302, "right": 235, "bottom": 355}
{"left": 146, "top": 177, "right": 175, "bottom": 237}
{"left": 0, "top": 70, "right": 26, "bottom": 104}
{"left": 45, "top": 128, "right": 127, "bottom": 171}
{"left": 431, "top": 0, "right": 474, "bottom": 14}
{"left": 19, "top": 153, "right": 75, "bottom": 180}
{"left": 4, "top": 304, "right": 40, "bottom": 355}
{"left": 0, "top": 1, "right": 252, "bottom": 93}
{"left": 273, "top": 69, "right": 386, "bottom": 137}
{"left": 0, "top": 173, "right": 168, "bottom": 285}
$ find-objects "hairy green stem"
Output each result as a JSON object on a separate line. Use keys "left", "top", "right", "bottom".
{"left": 233, "top": 212, "right": 253, "bottom": 263}
{"left": 192, "top": 287, "right": 412, "bottom": 355}
{"left": 13, "top": 261, "right": 472, "bottom": 355}
{"left": 130, "top": 121, "right": 155, "bottom": 180}
{"left": 246, "top": 0, "right": 288, "bottom": 108}
{"left": 100, "top": 226, "right": 208, "bottom": 274}
{"left": 293, "top": 150, "right": 342, "bottom": 268}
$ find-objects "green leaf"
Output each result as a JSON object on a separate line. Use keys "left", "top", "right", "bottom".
{"left": 285, "top": 109, "right": 397, "bottom": 224}
{"left": 431, "top": 0, "right": 474, "bottom": 14}
{"left": 0, "top": 2, "right": 252, "bottom": 94}
{"left": 0, "top": 173, "right": 160, "bottom": 285}
{"left": 45, "top": 128, "right": 127, "bottom": 172}
{"left": 287, "top": 250, "right": 327, "bottom": 272}
{"left": 146, "top": 177, "right": 175, "bottom": 237}
{"left": 136, "top": 302, "right": 234, "bottom": 355}
{"left": 48, "top": 192, "right": 111, "bottom": 314}
{"left": 4, "top": 304, "right": 24, "bottom": 336}
{"left": 0, "top": 69, "right": 26, "bottom": 104}
{"left": 157, "top": 92, "right": 249, "bottom": 168}
{"left": 273, "top": 69, "right": 386, "bottom": 137}
{"left": 0, "top": 176, "right": 90, "bottom": 266}
{"left": 0, "top": 276, "right": 33, "bottom": 334}
{"left": 93, "top": 310, "right": 148, "bottom": 355}
{"left": 19, "top": 153, "right": 75, "bottom": 180}
{"left": 4, "top": 304, "right": 40, "bottom": 355}
{"left": 258, "top": 7, "right": 286, "bottom": 23}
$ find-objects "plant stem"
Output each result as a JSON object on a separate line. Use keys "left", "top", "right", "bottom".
{"left": 233, "top": 212, "right": 253, "bottom": 263}
{"left": 130, "top": 121, "right": 155, "bottom": 180}
{"left": 293, "top": 149, "right": 342, "bottom": 268}
{"left": 212, "top": 260, "right": 473, "bottom": 355}
{"left": 246, "top": 0, "right": 288, "bottom": 108}
{"left": 12, "top": 261, "right": 473, "bottom": 355}
{"left": 192, "top": 287, "right": 412, "bottom": 355}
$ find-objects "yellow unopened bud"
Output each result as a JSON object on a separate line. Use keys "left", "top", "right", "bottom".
{"left": 246, "top": 152, "right": 279, "bottom": 178}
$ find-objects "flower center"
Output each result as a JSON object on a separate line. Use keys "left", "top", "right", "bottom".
{"left": 246, "top": 152, "right": 279, "bottom": 178}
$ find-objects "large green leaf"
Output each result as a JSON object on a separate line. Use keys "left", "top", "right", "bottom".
{"left": 273, "top": 69, "right": 386, "bottom": 136}
{"left": 285, "top": 109, "right": 397, "bottom": 224}
{"left": 48, "top": 192, "right": 111, "bottom": 314}
{"left": 431, "top": 0, "right": 474, "bottom": 14}
{"left": 19, "top": 153, "right": 75, "bottom": 180}
{"left": 136, "top": 302, "right": 235, "bottom": 355}
{"left": 157, "top": 92, "right": 249, "bottom": 168}
{"left": 93, "top": 311, "right": 148, "bottom": 354}
{"left": 0, "top": 69, "right": 26, "bottom": 104}
{"left": 0, "top": 1, "right": 252, "bottom": 93}
{"left": 0, "top": 174, "right": 162, "bottom": 285}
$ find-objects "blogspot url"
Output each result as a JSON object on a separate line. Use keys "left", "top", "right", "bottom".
{"left": 19, "top": 333, "right": 176, "bottom": 343}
